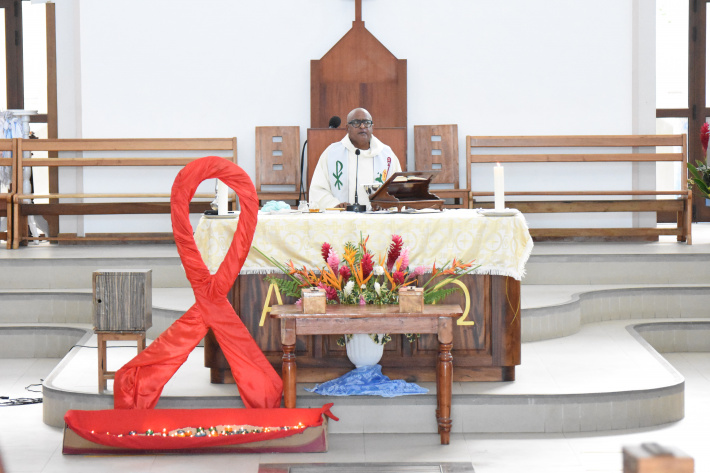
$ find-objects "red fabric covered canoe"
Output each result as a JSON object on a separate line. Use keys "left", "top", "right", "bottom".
{"left": 63, "top": 404, "right": 336, "bottom": 455}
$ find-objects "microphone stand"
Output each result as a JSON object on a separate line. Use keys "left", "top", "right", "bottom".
{"left": 298, "top": 139, "right": 307, "bottom": 202}
{"left": 346, "top": 149, "right": 366, "bottom": 212}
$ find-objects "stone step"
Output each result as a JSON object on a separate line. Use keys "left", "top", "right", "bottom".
{"left": 3, "top": 225, "right": 709, "bottom": 436}
{"left": 40, "top": 320, "right": 709, "bottom": 433}
{"left": 0, "top": 245, "right": 189, "bottom": 289}
{"left": 521, "top": 284, "right": 710, "bottom": 341}
{"left": 3, "top": 239, "right": 710, "bottom": 291}
{"left": 0, "top": 288, "right": 192, "bottom": 339}
{"left": 524, "top": 252, "right": 710, "bottom": 285}
{"left": 5, "top": 284, "right": 708, "bottom": 345}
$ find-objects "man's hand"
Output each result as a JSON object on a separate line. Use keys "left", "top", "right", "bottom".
{"left": 335, "top": 202, "right": 349, "bottom": 209}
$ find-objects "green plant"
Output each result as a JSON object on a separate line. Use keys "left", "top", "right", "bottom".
{"left": 688, "top": 160, "right": 710, "bottom": 199}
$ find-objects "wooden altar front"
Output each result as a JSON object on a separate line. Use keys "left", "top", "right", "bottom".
{"left": 196, "top": 210, "right": 532, "bottom": 384}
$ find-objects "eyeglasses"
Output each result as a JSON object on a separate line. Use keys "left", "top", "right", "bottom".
{"left": 348, "top": 119, "right": 373, "bottom": 128}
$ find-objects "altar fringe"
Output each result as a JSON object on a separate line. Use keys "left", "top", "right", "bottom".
{"left": 239, "top": 265, "right": 529, "bottom": 281}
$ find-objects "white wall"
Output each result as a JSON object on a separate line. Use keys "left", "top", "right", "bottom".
{"left": 52, "top": 0, "right": 655, "bottom": 233}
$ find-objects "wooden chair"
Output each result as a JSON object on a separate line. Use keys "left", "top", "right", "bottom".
{"left": 0, "top": 139, "right": 16, "bottom": 248}
{"left": 254, "top": 126, "right": 302, "bottom": 206}
{"left": 414, "top": 125, "right": 469, "bottom": 208}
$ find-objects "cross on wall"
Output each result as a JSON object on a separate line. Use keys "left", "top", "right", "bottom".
{"left": 355, "top": 0, "right": 362, "bottom": 21}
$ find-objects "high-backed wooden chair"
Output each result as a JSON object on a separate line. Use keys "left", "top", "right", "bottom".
{"left": 254, "top": 126, "right": 302, "bottom": 206}
{"left": 414, "top": 125, "right": 469, "bottom": 208}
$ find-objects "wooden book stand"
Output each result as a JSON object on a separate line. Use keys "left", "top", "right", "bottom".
{"left": 368, "top": 171, "right": 444, "bottom": 212}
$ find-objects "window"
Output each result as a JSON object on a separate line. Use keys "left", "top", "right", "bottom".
{"left": 656, "top": 0, "right": 709, "bottom": 221}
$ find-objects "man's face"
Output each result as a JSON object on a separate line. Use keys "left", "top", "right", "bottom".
{"left": 347, "top": 109, "right": 373, "bottom": 150}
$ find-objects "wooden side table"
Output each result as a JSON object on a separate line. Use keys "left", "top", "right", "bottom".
{"left": 270, "top": 303, "right": 462, "bottom": 445}
{"left": 96, "top": 331, "right": 146, "bottom": 392}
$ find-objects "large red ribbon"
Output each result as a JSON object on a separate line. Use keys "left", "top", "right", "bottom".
{"left": 113, "top": 156, "right": 283, "bottom": 409}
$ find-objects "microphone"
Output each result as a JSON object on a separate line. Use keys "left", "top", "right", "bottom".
{"left": 328, "top": 116, "right": 341, "bottom": 128}
{"left": 346, "top": 149, "right": 366, "bottom": 212}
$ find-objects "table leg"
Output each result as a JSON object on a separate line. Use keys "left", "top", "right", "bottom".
{"left": 282, "top": 344, "right": 297, "bottom": 408}
{"left": 436, "top": 350, "right": 442, "bottom": 434}
{"left": 437, "top": 341, "right": 453, "bottom": 445}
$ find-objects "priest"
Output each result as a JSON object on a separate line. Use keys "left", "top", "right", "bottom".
{"left": 309, "top": 107, "right": 401, "bottom": 210}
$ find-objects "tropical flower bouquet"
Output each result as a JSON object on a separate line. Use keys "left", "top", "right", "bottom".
{"left": 253, "top": 234, "right": 477, "bottom": 347}
{"left": 689, "top": 122, "right": 710, "bottom": 199}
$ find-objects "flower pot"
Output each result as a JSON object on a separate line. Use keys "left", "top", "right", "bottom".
{"left": 345, "top": 333, "right": 385, "bottom": 368}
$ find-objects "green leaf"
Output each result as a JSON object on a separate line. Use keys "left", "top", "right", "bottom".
{"left": 688, "top": 163, "right": 702, "bottom": 181}
{"left": 424, "top": 287, "right": 459, "bottom": 304}
{"left": 264, "top": 276, "right": 303, "bottom": 299}
{"left": 693, "top": 178, "right": 710, "bottom": 198}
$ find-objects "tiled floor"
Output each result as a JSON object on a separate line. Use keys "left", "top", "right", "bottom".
{"left": 1, "top": 352, "right": 709, "bottom": 472}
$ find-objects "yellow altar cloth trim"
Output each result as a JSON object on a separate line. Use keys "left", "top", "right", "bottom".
{"left": 194, "top": 209, "right": 534, "bottom": 281}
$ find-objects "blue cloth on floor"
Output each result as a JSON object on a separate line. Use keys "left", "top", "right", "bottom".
{"left": 304, "top": 364, "right": 428, "bottom": 397}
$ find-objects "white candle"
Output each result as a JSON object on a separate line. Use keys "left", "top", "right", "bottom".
{"left": 217, "top": 179, "right": 228, "bottom": 215}
{"left": 493, "top": 163, "right": 504, "bottom": 211}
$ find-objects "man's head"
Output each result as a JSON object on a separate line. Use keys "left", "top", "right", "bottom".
{"left": 346, "top": 108, "right": 373, "bottom": 150}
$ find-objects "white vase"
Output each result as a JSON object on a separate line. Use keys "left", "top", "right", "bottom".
{"left": 345, "top": 333, "right": 385, "bottom": 368}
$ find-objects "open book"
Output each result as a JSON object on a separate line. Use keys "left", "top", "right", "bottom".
{"left": 392, "top": 175, "right": 428, "bottom": 182}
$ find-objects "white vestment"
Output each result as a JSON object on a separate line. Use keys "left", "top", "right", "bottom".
{"left": 308, "top": 135, "right": 401, "bottom": 210}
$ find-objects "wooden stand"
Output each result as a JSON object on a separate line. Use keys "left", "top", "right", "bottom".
{"left": 96, "top": 331, "right": 146, "bottom": 392}
{"left": 270, "top": 303, "right": 462, "bottom": 445}
{"left": 368, "top": 171, "right": 444, "bottom": 211}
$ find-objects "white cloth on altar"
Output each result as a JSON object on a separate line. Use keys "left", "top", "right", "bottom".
{"left": 308, "top": 135, "right": 401, "bottom": 210}
{"left": 193, "top": 209, "right": 534, "bottom": 281}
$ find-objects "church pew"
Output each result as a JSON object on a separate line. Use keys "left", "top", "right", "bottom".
{"left": 467, "top": 134, "right": 692, "bottom": 244}
{"left": 11, "top": 138, "right": 237, "bottom": 247}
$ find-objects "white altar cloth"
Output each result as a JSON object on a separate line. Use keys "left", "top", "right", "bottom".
{"left": 193, "top": 209, "right": 533, "bottom": 281}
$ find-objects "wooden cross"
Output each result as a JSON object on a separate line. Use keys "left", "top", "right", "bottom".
{"left": 355, "top": 0, "right": 362, "bottom": 22}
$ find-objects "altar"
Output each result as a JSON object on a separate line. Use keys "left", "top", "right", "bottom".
{"left": 194, "top": 209, "right": 533, "bottom": 383}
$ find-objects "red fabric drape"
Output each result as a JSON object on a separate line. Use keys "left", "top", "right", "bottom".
{"left": 113, "top": 156, "right": 283, "bottom": 409}
{"left": 64, "top": 404, "right": 337, "bottom": 451}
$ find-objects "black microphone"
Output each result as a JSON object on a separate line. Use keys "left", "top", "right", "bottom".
{"left": 346, "top": 149, "right": 366, "bottom": 212}
{"left": 328, "top": 116, "right": 341, "bottom": 128}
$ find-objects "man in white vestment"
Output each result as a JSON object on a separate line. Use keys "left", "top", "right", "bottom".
{"left": 309, "top": 108, "right": 402, "bottom": 209}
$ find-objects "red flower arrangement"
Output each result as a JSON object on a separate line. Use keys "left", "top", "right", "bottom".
{"left": 255, "top": 234, "right": 475, "bottom": 307}
{"left": 253, "top": 234, "right": 477, "bottom": 345}
{"left": 701, "top": 122, "right": 709, "bottom": 153}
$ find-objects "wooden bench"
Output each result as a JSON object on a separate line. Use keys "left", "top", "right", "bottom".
{"left": 466, "top": 135, "right": 692, "bottom": 244}
{"left": 0, "top": 139, "right": 16, "bottom": 248}
{"left": 12, "top": 138, "right": 237, "bottom": 247}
